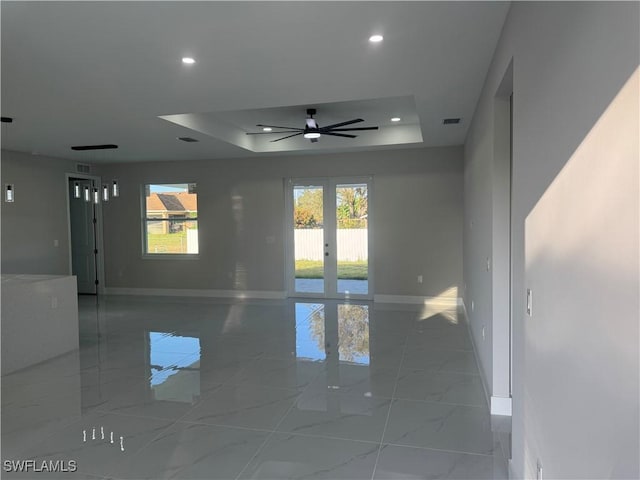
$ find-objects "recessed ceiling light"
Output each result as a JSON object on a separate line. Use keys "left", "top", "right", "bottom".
{"left": 262, "top": 127, "right": 272, "bottom": 132}
{"left": 182, "top": 57, "right": 196, "bottom": 64}
{"left": 369, "top": 34, "right": 384, "bottom": 43}
{"left": 303, "top": 132, "right": 321, "bottom": 139}
{"left": 391, "top": 117, "right": 401, "bottom": 122}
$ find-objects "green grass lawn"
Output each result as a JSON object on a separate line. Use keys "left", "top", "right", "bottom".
{"left": 147, "top": 232, "right": 188, "bottom": 253}
{"left": 295, "top": 260, "right": 368, "bottom": 280}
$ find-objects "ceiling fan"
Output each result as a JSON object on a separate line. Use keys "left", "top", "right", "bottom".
{"left": 246, "top": 108, "right": 379, "bottom": 143}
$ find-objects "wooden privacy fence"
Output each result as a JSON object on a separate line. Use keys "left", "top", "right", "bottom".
{"left": 295, "top": 229, "right": 368, "bottom": 261}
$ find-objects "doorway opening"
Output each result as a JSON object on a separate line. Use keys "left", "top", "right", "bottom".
{"left": 66, "top": 174, "right": 105, "bottom": 295}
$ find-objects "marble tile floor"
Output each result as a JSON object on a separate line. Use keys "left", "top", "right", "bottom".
{"left": 1, "top": 295, "right": 509, "bottom": 479}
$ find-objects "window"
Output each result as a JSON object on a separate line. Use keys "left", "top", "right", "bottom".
{"left": 144, "top": 183, "right": 198, "bottom": 255}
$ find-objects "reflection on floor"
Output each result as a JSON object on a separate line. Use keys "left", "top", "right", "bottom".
{"left": 1, "top": 296, "right": 509, "bottom": 479}
{"left": 294, "top": 278, "right": 368, "bottom": 295}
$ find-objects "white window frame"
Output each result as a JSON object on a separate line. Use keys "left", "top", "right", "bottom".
{"left": 141, "top": 182, "right": 200, "bottom": 259}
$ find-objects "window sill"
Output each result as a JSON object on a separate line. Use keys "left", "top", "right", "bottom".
{"left": 142, "top": 254, "right": 200, "bottom": 260}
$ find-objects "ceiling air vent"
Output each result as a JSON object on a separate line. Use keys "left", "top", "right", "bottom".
{"left": 76, "top": 163, "right": 91, "bottom": 174}
{"left": 178, "top": 137, "right": 199, "bottom": 143}
{"left": 443, "top": 118, "right": 461, "bottom": 125}
{"left": 71, "top": 144, "right": 118, "bottom": 151}
{"left": 1, "top": 117, "right": 13, "bottom": 123}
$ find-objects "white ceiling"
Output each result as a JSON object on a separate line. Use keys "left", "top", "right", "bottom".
{"left": 0, "top": 1, "right": 509, "bottom": 163}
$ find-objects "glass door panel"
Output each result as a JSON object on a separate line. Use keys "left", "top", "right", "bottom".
{"left": 293, "top": 184, "right": 325, "bottom": 295}
{"left": 336, "top": 183, "right": 369, "bottom": 295}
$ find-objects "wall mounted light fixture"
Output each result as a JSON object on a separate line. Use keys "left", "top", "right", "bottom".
{"left": 5, "top": 184, "right": 14, "bottom": 202}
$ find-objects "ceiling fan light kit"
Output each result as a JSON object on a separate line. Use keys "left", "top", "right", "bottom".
{"left": 247, "top": 108, "right": 379, "bottom": 143}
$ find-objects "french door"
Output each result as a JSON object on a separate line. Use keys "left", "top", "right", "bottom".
{"left": 286, "top": 177, "right": 373, "bottom": 299}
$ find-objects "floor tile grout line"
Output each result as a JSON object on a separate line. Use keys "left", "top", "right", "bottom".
{"left": 381, "top": 441, "right": 499, "bottom": 457}
{"left": 265, "top": 429, "right": 383, "bottom": 446}
{"left": 233, "top": 393, "right": 301, "bottom": 480}
{"left": 370, "top": 324, "right": 412, "bottom": 480}
{"left": 92, "top": 410, "right": 277, "bottom": 436}
{"left": 389, "top": 396, "right": 487, "bottom": 409}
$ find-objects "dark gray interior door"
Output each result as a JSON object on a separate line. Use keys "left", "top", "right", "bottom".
{"left": 69, "top": 179, "right": 97, "bottom": 294}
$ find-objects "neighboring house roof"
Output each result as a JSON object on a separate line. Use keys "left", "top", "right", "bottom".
{"left": 174, "top": 192, "right": 198, "bottom": 211}
{"left": 146, "top": 192, "right": 198, "bottom": 212}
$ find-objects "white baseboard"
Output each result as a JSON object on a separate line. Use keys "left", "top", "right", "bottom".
{"left": 103, "top": 287, "right": 286, "bottom": 300}
{"left": 460, "top": 299, "right": 470, "bottom": 321}
{"left": 491, "top": 395, "right": 513, "bottom": 416}
{"left": 374, "top": 294, "right": 462, "bottom": 305}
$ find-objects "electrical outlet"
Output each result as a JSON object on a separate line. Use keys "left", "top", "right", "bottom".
{"left": 536, "top": 460, "right": 543, "bottom": 480}
{"left": 482, "top": 326, "right": 485, "bottom": 340}
{"left": 53, "top": 239, "right": 59, "bottom": 247}
{"left": 51, "top": 296, "right": 58, "bottom": 309}
{"left": 486, "top": 257, "right": 491, "bottom": 271}
{"left": 417, "top": 275, "right": 423, "bottom": 284}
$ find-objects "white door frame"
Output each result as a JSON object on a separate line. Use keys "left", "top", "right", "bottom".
{"left": 65, "top": 173, "right": 106, "bottom": 295}
{"left": 285, "top": 176, "right": 373, "bottom": 300}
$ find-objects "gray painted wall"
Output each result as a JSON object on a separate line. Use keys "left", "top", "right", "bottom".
{"left": 463, "top": 1, "right": 639, "bottom": 477}
{"left": 1, "top": 150, "right": 77, "bottom": 275}
{"left": 524, "top": 68, "right": 638, "bottom": 479}
{"left": 95, "top": 147, "right": 463, "bottom": 297}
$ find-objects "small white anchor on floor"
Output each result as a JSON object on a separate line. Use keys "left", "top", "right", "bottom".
{"left": 81, "top": 426, "right": 124, "bottom": 452}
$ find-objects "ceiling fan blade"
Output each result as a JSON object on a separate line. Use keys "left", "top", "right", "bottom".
{"left": 323, "top": 132, "right": 357, "bottom": 139}
{"left": 320, "top": 118, "right": 364, "bottom": 130}
{"left": 256, "top": 124, "right": 304, "bottom": 131}
{"left": 328, "top": 126, "right": 379, "bottom": 132}
{"left": 246, "top": 130, "right": 301, "bottom": 135}
{"left": 271, "top": 132, "right": 303, "bottom": 142}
